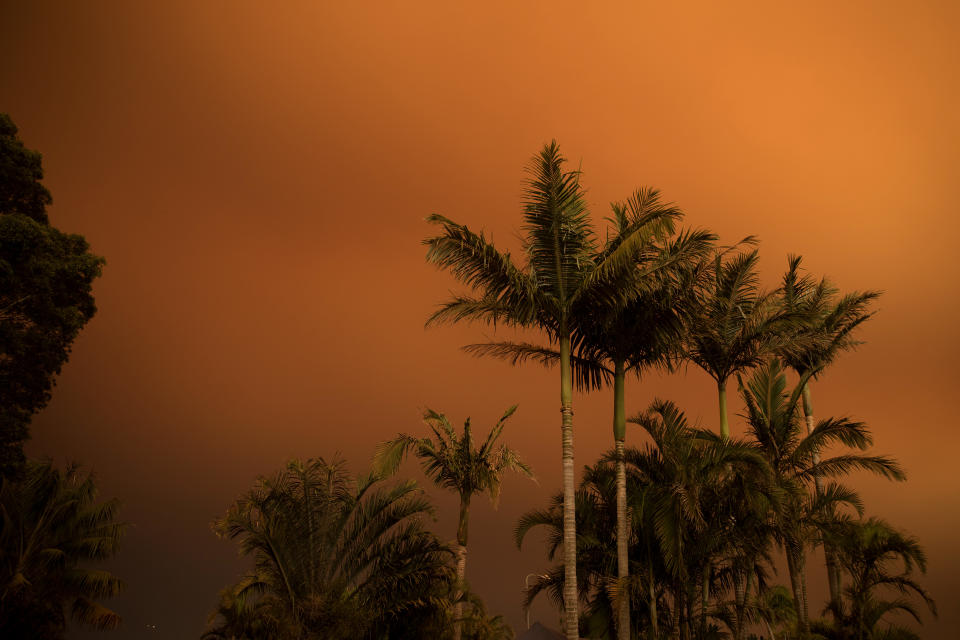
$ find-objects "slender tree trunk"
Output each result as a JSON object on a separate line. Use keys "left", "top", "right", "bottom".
{"left": 613, "top": 360, "right": 630, "bottom": 640}
{"left": 785, "top": 545, "right": 808, "bottom": 632}
{"left": 802, "top": 382, "right": 842, "bottom": 619}
{"left": 648, "top": 573, "right": 659, "bottom": 639}
{"left": 734, "top": 569, "right": 746, "bottom": 640}
{"left": 672, "top": 580, "right": 682, "bottom": 639}
{"left": 680, "top": 585, "right": 691, "bottom": 640}
{"left": 764, "top": 619, "right": 776, "bottom": 640}
{"left": 743, "top": 568, "right": 754, "bottom": 640}
{"left": 718, "top": 380, "right": 729, "bottom": 439}
{"left": 453, "top": 494, "right": 471, "bottom": 640}
{"left": 700, "top": 563, "right": 710, "bottom": 632}
{"left": 560, "top": 332, "right": 579, "bottom": 640}
{"left": 800, "top": 562, "right": 809, "bottom": 633}
{"left": 785, "top": 546, "right": 802, "bottom": 631}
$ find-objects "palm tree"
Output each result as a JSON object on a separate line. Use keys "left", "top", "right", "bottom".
{"left": 626, "top": 399, "right": 774, "bottom": 640}
{"left": 739, "top": 359, "right": 904, "bottom": 631}
{"left": 683, "top": 247, "right": 787, "bottom": 438}
{"left": 210, "top": 457, "right": 455, "bottom": 640}
{"left": 373, "top": 405, "right": 533, "bottom": 640}
{"left": 750, "top": 585, "right": 796, "bottom": 640}
{"left": 816, "top": 518, "right": 935, "bottom": 640}
{"left": 516, "top": 460, "right": 653, "bottom": 640}
{"left": 0, "top": 459, "right": 125, "bottom": 638}
{"left": 460, "top": 592, "right": 517, "bottom": 640}
{"left": 776, "top": 254, "right": 881, "bottom": 611}
{"left": 201, "top": 585, "right": 291, "bottom": 640}
{"left": 424, "top": 142, "right": 670, "bottom": 639}
{"left": 465, "top": 188, "right": 714, "bottom": 640}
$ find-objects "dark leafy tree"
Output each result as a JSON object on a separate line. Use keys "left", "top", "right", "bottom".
{"left": 0, "top": 459, "right": 125, "bottom": 638}
{"left": 0, "top": 114, "right": 104, "bottom": 478}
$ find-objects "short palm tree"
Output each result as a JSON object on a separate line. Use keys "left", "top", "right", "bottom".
{"left": 516, "top": 460, "right": 651, "bottom": 640}
{"left": 0, "top": 459, "right": 125, "bottom": 638}
{"left": 627, "top": 399, "right": 774, "bottom": 640}
{"left": 739, "top": 359, "right": 904, "bottom": 631}
{"left": 816, "top": 518, "right": 935, "bottom": 640}
{"left": 424, "top": 141, "right": 669, "bottom": 639}
{"left": 201, "top": 585, "right": 291, "bottom": 640}
{"left": 210, "top": 457, "right": 454, "bottom": 640}
{"left": 776, "top": 254, "right": 881, "bottom": 611}
{"left": 373, "top": 405, "right": 533, "bottom": 640}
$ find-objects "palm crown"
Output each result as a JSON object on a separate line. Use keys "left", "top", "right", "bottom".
{"left": 0, "top": 460, "right": 126, "bottom": 636}
{"left": 776, "top": 254, "right": 881, "bottom": 379}
{"left": 210, "top": 457, "right": 453, "bottom": 639}
{"left": 373, "top": 405, "right": 533, "bottom": 507}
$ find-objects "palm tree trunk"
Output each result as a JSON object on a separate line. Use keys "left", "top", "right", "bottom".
{"left": 718, "top": 380, "right": 729, "bottom": 439}
{"left": 613, "top": 359, "right": 630, "bottom": 640}
{"left": 734, "top": 570, "right": 746, "bottom": 640}
{"left": 453, "top": 494, "right": 471, "bottom": 640}
{"left": 743, "top": 567, "right": 754, "bottom": 640}
{"left": 802, "top": 382, "right": 842, "bottom": 619}
{"left": 560, "top": 332, "right": 579, "bottom": 640}
{"left": 700, "top": 563, "right": 710, "bottom": 632}
{"left": 672, "top": 581, "right": 682, "bottom": 639}
{"left": 648, "top": 573, "right": 659, "bottom": 639}
{"left": 785, "top": 545, "right": 809, "bottom": 632}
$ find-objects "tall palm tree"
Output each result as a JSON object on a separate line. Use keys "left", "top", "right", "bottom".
{"left": 0, "top": 459, "right": 125, "bottom": 638}
{"left": 683, "top": 247, "right": 787, "bottom": 438}
{"left": 739, "top": 359, "right": 904, "bottom": 631}
{"left": 424, "top": 141, "right": 668, "bottom": 639}
{"left": 211, "top": 457, "right": 455, "bottom": 640}
{"left": 776, "top": 254, "right": 881, "bottom": 611}
{"left": 373, "top": 405, "right": 533, "bottom": 640}
{"left": 465, "top": 188, "right": 714, "bottom": 640}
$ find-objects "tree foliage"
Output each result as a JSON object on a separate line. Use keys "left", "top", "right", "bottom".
{"left": 0, "top": 459, "right": 125, "bottom": 638}
{"left": 208, "top": 457, "right": 457, "bottom": 640}
{"left": 0, "top": 114, "right": 104, "bottom": 478}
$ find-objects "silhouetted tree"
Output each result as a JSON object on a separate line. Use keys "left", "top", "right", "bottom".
{"left": 374, "top": 405, "right": 533, "bottom": 640}
{"left": 0, "top": 459, "right": 125, "bottom": 638}
{"left": 425, "top": 142, "right": 688, "bottom": 640}
{"left": 0, "top": 114, "right": 104, "bottom": 478}
{"left": 210, "top": 457, "right": 455, "bottom": 640}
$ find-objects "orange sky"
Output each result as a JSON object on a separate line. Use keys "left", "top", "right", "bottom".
{"left": 2, "top": 1, "right": 958, "bottom": 637}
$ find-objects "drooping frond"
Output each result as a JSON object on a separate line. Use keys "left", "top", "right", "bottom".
{"left": 0, "top": 460, "right": 126, "bottom": 637}
{"left": 424, "top": 214, "right": 537, "bottom": 324}
{"left": 462, "top": 341, "right": 613, "bottom": 391}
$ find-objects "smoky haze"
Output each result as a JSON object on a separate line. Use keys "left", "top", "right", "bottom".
{"left": 1, "top": 1, "right": 958, "bottom": 638}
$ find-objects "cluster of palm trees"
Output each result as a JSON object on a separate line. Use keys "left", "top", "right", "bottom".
{"left": 423, "top": 142, "right": 934, "bottom": 639}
